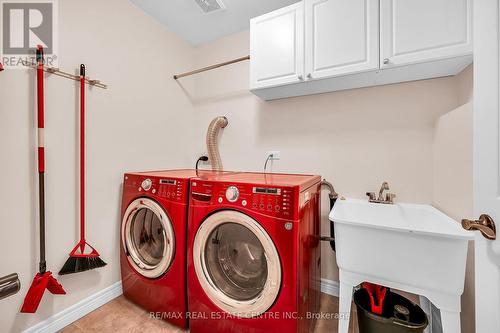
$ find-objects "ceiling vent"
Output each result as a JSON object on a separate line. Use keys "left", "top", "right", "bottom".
{"left": 194, "top": 0, "right": 225, "bottom": 13}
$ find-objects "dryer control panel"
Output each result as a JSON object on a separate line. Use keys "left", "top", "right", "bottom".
{"left": 124, "top": 174, "right": 188, "bottom": 202}
{"left": 190, "top": 180, "right": 299, "bottom": 219}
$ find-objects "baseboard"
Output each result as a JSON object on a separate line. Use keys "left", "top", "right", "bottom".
{"left": 23, "top": 281, "right": 123, "bottom": 333}
{"left": 320, "top": 278, "right": 339, "bottom": 297}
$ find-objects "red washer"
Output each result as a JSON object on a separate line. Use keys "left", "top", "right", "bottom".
{"left": 187, "top": 172, "right": 322, "bottom": 333}
{"left": 120, "top": 169, "right": 233, "bottom": 328}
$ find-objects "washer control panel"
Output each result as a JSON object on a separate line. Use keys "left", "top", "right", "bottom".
{"left": 248, "top": 186, "right": 294, "bottom": 218}
{"left": 190, "top": 180, "right": 298, "bottom": 219}
{"left": 124, "top": 174, "right": 186, "bottom": 202}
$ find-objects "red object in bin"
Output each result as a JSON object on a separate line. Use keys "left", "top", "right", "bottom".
{"left": 363, "top": 282, "right": 388, "bottom": 315}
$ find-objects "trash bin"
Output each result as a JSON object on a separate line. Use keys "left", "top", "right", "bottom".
{"left": 354, "top": 288, "right": 428, "bottom": 333}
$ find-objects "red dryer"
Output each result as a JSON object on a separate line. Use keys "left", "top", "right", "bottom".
{"left": 187, "top": 172, "right": 322, "bottom": 333}
{"left": 120, "top": 169, "right": 231, "bottom": 328}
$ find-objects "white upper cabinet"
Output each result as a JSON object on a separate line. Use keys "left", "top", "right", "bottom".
{"left": 380, "top": 0, "right": 472, "bottom": 68}
{"left": 305, "top": 0, "right": 379, "bottom": 80}
{"left": 250, "top": 0, "right": 473, "bottom": 100}
{"left": 250, "top": 3, "right": 304, "bottom": 90}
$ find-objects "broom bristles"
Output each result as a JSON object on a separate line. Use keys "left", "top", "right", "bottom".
{"left": 59, "top": 256, "right": 107, "bottom": 275}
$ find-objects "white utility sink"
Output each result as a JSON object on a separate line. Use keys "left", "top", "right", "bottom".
{"left": 330, "top": 199, "right": 473, "bottom": 333}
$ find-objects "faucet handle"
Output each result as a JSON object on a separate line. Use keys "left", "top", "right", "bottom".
{"left": 366, "top": 192, "right": 376, "bottom": 201}
{"left": 386, "top": 193, "right": 396, "bottom": 203}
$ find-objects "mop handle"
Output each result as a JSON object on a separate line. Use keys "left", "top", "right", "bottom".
{"left": 80, "top": 64, "right": 86, "bottom": 244}
{"left": 36, "top": 45, "right": 46, "bottom": 274}
{"left": 37, "top": 47, "right": 45, "bottom": 173}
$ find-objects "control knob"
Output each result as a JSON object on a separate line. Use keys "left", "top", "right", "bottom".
{"left": 141, "top": 178, "right": 152, "bottom": 191}
{"left": 225, "top": 186, "right": 240, "bottom": 203}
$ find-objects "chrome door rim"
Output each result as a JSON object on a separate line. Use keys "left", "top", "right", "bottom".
{"left": 122, "top": 198, "right": 175, "bottom": 279}
{"left": 193, "top": 210, "right": 281, "bottom": 318}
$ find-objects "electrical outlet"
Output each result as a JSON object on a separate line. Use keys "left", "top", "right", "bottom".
{"left": 267, "top": 151, "right": 281, "bottom": 160}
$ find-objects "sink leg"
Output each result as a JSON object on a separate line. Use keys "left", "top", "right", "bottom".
{"left": 338, "top": 281, "right": 354, "bottom": 333}
{"left": 440, "top": 309, "right": 461, "bottom": 333}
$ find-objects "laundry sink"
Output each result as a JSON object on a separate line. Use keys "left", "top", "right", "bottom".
{"left": 330, "top": 199, "right": 473, "bottom": 333}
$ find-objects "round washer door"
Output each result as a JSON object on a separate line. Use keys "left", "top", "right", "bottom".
{"left": 122, "top": 198, "right": 175, "bottom": 279}
{"left": 193, "top": 210, "right": 281, "bottom": 318}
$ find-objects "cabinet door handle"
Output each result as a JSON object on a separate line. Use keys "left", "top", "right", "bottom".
{"left": 383, "top": 58, "right": 390, "bottom": 65}
{"left": 298, "top": 75, "right": 304, "bottom": 80}
{"left": 307, "top": 73, "right": 312, "bottom": 79}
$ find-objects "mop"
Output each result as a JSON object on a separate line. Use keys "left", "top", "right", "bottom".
{"left": 21, "top": 45, "right": 66, "bottom": 313}
{"left": 59, "top": 64, "right": 106, "bottom": 275}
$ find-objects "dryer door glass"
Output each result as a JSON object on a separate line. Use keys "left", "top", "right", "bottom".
{"left": 205, "top": 223, "right": 267, "bottom": 301}
{"left": 130, "top": 208, "right": 165, "bottom": 267}
{"left": 193, "top": 210, "right": 281, "bottom": 317}
{"left": 122, "top": 198, "right": 175, "bottom": 279}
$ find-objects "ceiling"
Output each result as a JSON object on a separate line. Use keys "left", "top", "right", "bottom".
{"left": 129, "top": 0, "right": 300, "bottom": 46}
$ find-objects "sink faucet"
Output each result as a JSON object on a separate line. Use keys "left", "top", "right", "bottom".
{"left": 378, "top": 181, "right": 389, "bottom": 201}
{"left": 366, "top": 182, "right": 396, "bottom": 204}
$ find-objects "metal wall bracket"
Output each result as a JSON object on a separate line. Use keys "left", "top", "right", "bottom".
{"left": 21, "top": 60, "right": 108, "bottom": 89}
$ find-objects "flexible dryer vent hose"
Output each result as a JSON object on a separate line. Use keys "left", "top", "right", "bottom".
{"left": 206, "top": 116, "right": 228, "bottom": 171}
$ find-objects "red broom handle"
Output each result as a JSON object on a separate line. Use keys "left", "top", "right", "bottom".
{"left": 80, "top": 64, "right": 86, "bottom": 246}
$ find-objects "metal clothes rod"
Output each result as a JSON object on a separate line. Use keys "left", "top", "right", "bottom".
{"left": 173, "top": 55, "right": 250, "bottom": 80}
{"left": 22, "top": 60, "right": 107, "bottom": 89}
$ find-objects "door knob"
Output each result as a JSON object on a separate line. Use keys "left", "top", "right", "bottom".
{"left": 462, "top": 214, "right": 496, "bottom": 240}
{"left": 383, "top": 58, "right": 390, "bottom": 65}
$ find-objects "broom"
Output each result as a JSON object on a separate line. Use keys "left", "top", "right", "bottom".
{"left": 21, "top": 45, "right": 66, "bottom": 313}
{"left": 59, "top": 64, "right": 106, "bottom": 275}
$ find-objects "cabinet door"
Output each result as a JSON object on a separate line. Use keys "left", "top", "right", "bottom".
{"left": 305, "top": 0, "right": 379, "bottom": 80}
{"left": 250, "top": 3, "right": 304, "bottom": 90}
{"left": 380, "top": 0, "right": 472, "bottom": 68}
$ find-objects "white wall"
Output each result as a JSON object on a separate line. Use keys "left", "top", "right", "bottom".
{"left": 0, "top": 0, "right": 195, "bottom": 331}
{"left": 188, "top": 30, "right": 471, "bottom": 282}
{"left": 433, "top": 66, "right": 474, "bottom": 333}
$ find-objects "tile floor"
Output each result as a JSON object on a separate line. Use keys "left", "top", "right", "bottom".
{"left": 59, "top": 293, "right": 359, "bottom": 333}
